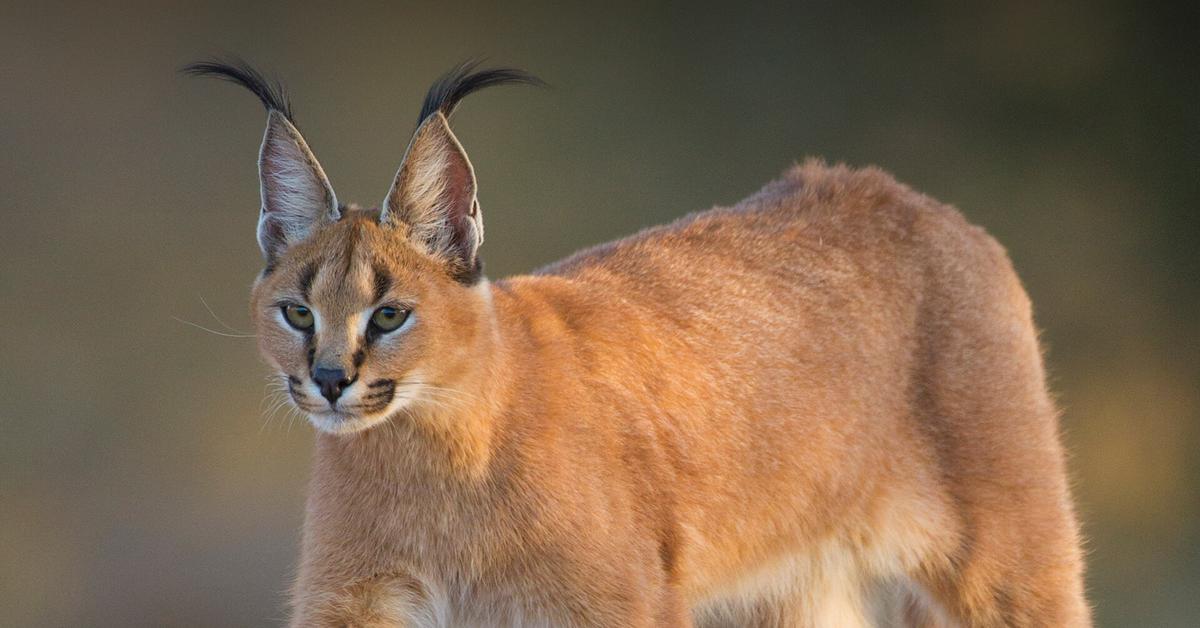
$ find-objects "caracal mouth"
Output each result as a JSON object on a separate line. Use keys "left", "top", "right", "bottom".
{"left": 285, "top": 374, "right": 412, "bottom": 435}
{"left": 303, "top": 395, "right": 412, "bottom": 435}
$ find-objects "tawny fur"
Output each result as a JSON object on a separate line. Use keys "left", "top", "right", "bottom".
{"left": 251, "top": 161, "right": 1089, "bottom": 627}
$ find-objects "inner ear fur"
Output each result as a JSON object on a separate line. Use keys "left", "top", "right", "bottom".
{"left": 380, "top": 112, "right": 483, "bottom": 283}
{"left": 257, "top": 111, "right": 340, "bottom": 262}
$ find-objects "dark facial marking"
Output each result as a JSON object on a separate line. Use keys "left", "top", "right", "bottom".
{"left": 452, "top": 256, "right": 484, "bottom": 285}
{"left": 362, "top": 380, "right": 396, "bottom": 410}
{"left": 352, "top": 348, "right": 366, "bottom": 369}
{"left": 287, "top": 376, "right": 308, "bottom": 402}
{"left": 299, "top": 263, "right": 318, "bottom": 301}
{"left": 372, "top": 262, "right": 392, "bottom": 303}
{"left": 358, "top": 385, "right": 395, "bottom": 411}
{"left": 341, "top": 226, "right": 361, "bottom": 279}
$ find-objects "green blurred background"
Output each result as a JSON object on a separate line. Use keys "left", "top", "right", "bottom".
{"left": 1, "top": 1, "right": 1196, "bottom": 625}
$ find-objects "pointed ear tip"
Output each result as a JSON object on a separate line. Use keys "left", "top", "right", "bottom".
{"left": 267, "top": 109, "right": 292, "bottom": 126}
{"left": 415, "top": 111, "right": 454, "bottom": 134}
{"left": 265, "top": 109, "right": 305, "bottom": 134}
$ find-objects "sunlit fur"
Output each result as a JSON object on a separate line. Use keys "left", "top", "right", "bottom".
{"left": 249, "top": 159, "right": 1090, "bottom": 626}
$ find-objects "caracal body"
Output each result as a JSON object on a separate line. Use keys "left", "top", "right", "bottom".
{"left": 286, "top": 163, "right": 1087, "bottom": 627}
{"left": 188, "top": 60, "right": 1088, "bottom": 627}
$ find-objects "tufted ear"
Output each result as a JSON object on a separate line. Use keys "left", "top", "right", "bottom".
{"left": 380, "top": 112, "right": 482, "bottom": 283}
{"left": 257, "top": 110, "right": 339, "bottom": 261}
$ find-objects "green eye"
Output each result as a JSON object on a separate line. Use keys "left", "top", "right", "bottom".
{"left": 370, "top": 306, "right": 409, "bottom": 332}
{"left": 282, "top": 303, "right": 314, "bottom": 331}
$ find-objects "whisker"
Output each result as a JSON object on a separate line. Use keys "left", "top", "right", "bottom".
{"left": 405, "top": 394, "right": 462, "bottom": 414}
{"left": 173, "top": 316, "right": 257, "bottom": 338}
{"left": 265, "top": 402, "right": 286, "bottom": 433}
{"left": 260, "top": 391, "right": 290, "bottom": 435}
{"left": 285, "top": 404, "right": 303, "bottom": 433}
{"left": 198, "top": 294, "right": 251, "bottom": 335}
{"left": 411, "top": 385, "right": 479, "bottom": 405}
{"left": 259, "top": 373, "right": 309, "bottom": 435}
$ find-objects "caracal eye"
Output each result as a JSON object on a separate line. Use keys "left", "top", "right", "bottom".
{"left": 282, "top": 303, "right": 315, "bottom": 331}
{"left": 370, "top": 306, "right": 409, "bottom": 332}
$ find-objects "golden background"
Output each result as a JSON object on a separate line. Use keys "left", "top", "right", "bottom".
{"left": 1, "top": 2, "right": 1195, "bottom": 625}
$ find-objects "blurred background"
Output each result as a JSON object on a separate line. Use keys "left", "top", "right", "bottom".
{"left": 1, "top": 1, "right": 1196, "bottom": 625}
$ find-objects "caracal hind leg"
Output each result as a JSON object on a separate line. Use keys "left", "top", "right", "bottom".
{"left": 913, "top": 487, "right": 1089, "bottom": 627}
{"left": 912, "top": 350, "right": 1090, "bottom": 624}
{"left": 911, "top": 222, "right": 1090, "bottom": 626}
{"left": 910, "top": 362, "right": 1090, "bottom": 625}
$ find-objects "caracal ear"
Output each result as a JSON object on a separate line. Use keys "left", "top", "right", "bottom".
{"left": 257, "top": 110, "right": 339, "bottom": 261}
{"left": 380, "top": 112, "right": 483, "bottom": 283}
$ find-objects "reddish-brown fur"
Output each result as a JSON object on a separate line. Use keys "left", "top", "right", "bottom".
{"left": 250, "top": 159, "right": 1088, "bottom": 626}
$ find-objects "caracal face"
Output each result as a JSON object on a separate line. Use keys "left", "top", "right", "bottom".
{"left": 251, "top": 214, "right": 487, "bottom": 435}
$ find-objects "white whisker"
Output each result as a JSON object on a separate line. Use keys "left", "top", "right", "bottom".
{"left": 259, "top": 373, "right": 300, "bottom": 435}
{"left": 173, "top": 316, "right": 257, "bottom": 338}
{"left": 419, "top": 388, "right": 479, "bottom": 408}
{"left": 260, "top": 388, "right": 293, "bottom": 435}
{"left": 198, "top": 294, "right": 251, "bottom": 335}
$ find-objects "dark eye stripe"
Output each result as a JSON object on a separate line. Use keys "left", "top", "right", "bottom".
{"left": 372, "top": 263, "right": 392, "bottom": 303}
{"left": 299, "top": 263, "right": 318, "bottom": 301}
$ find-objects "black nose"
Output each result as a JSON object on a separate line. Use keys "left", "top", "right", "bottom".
{"left": 312, "top": 367, "right": 353, "bottom": 404}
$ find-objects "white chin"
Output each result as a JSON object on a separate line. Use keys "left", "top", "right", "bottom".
{"left": 304, "top": 398, "right": 408, "bottom": 435}
{"left": 306, "top": 412, "right": 381, "bottom": 435}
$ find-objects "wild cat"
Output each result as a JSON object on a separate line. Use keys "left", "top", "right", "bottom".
{"left": 186, "top": 59, "right": 1089, "bottom": 627}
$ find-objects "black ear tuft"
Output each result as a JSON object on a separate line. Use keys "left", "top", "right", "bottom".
{"left": 182, "top": 57, "right": 296, "bottom": 123}
{"left": 417, "top": 59, "right": 545, "bottom": 125}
